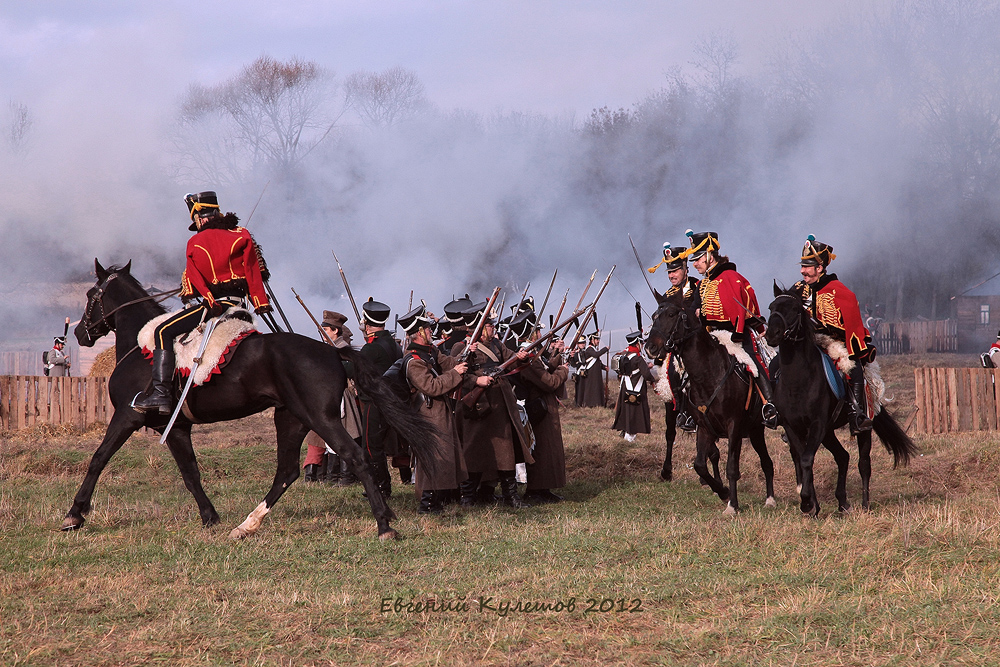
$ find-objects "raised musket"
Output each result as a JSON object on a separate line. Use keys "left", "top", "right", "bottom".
{"left": 567, "top": 265, "right": 616, "bottom": 351}
{"left": 291, "top": 288, "right": 335, "bottom": 346}
{"left": 527, "top": 269, "right": 558, "bottom": 339}
{"left": 331, "top": 250, "right": 364, "bottom": 332}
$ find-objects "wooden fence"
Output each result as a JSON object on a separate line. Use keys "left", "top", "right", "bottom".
{"left": 912, "top": 367, "right": 1000, "bottom": 434}
{"left": 0, "top": 376, "right": 112, "bottom": 431}
{"left": 873, "top": 320, "right": 958, "bottom": 355}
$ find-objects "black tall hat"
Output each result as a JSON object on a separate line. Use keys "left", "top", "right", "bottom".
{"left": 461, "top": 301, "right": 489, "bottom": 328}
{"left": 508, "top": 310, "right": 537, "bottom": 341}
{"left": 800, "top": 235, "right": 837, "bottom": 268}
{"left": 443, "top": 294, "right": 474, "bottom": 324}
{"left": 185, "top": 191, "right": 220, "bottom": 231}
{"left": 625, "top": 331, "right": 643, "bottom": 345}
{"left": 648, "top": 242, "right": 688, "bottom": 274}
{"left": 53, "top": 336, "right": 67, "bottom": 345}
{"left": 362, "top": 297, "right": 391, "bottom": 326}
{"left": 512, "top": 296, "right": 535, "bottom": 314}
{"left": 397, "top": 306, "right": 432, "bottom": 334}
{"left": 433, "top": 319, "right": 451, "bottom": 338}
{"left": 684, "top": 229, "right": 720, "bottom": 260}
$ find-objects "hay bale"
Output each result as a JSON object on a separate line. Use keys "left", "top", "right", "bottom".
{"left": 88, "top": 347, "right": 117, "bottom": 377}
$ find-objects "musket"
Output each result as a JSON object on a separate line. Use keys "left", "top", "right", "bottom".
{"left": 408, "top": 290, "right": 414, "bottom": 310}
{"left": 332, "top": 250, "right": 364, "bottom": 331}
{"left": 567, "top": 265, "right": 616, "bottom": 351}
{"left": 456, "top": 286, "right": 501, "bottom": 363}
{"left": 635, "top": 301, "right": 644, "bottom": 335}
{"left": 62, "top": 317, "right": 70, "bottom": 338}
{"left": 499, "top": 281, "right": 530, "bottom": 347}
{"left": 291, "top": 288, "right": 335, "bottom": 345}
{"left": 628, "top": 233, "right": 658, "bottom": 297}
{"left": 263, "top": 281, "right": 294, "bottom": 333}
{"left": 528, "top": 269, "right": 558, "bottom": 338}
{"left": 460, "top": 303, "right": 591, "bottom": 409}
{"left": 540, "top": 288, "right": 570, "bottom": 356}
{"left": 565, "top": 269, "right": 598, "bottom": 338}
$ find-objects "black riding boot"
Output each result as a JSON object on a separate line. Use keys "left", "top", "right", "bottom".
{"left": 460, "top": 472, "right": 482, "bottom": 507}
{"left": 499, "top": 470, "right": 530, "bottom": 509}
{"left": 756, "top": 372, "right": 779, "bottom": 429}
{"left": 132, "top": 349, "right": 175, "bottom": 414}
{"left": 418, "top": 490, "right": 443, "bottom": 514}
{"left": 323, "top": 452, "right": 341, "bottom": 484}
{"left": 676, "top": 392, "right": 697, "bottom": 432}
{"left": 848, "top": 364, "right": 873, "bottom": 434}
{"left": 338, "top": 457, "right": 358, "bottom": 486}
{"left": 303, "top": 464, "right": 320, "bottom": 482}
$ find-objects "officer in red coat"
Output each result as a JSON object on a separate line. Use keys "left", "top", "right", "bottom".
{"left": 133, "top": 191, "right": 272, "bottom": 413}
{"left": 794, "top": 235, "right": 874, "bottom": 433}
{"left": 683, "top": 229, "right": 778, "bottom": 428}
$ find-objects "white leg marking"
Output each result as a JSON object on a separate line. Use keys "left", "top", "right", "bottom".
{"left": 796, "top": 484, "right": 803, "bottom": 495}
{"left": 722, "top": 502, "right": 737, "bottom": 516}
{"left": 765, "top": 496, "right": 777, "bottom": 508}
{"left": 229, "top": 501, "right": 269, "bottom": 540}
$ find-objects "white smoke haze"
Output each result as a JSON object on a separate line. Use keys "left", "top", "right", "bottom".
{"left": 2, "top": 0, "right": 999, "bottom": 356}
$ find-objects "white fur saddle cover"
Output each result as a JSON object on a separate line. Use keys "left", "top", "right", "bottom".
{"left": 710, "top": 330, "right": 772, "bottom": 378}
{"left": 138, "top": 309, "right": 258, "bottom": 386}
{"left": 654, "top": 353, "right": 684, "bottom": 404}
{"left": 814, "top": 333, "right": 887, "bottom": 413}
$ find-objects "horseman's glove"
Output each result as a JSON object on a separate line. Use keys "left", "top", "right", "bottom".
{"left": 207, "top": 301, "right": 228, "bottom": 319}
{"left": 255, "top": 304, "right": 273, "bottom": 315}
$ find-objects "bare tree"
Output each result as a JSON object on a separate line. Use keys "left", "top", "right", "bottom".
{"left": 690, "top": 31, "right": 742, "bottom": 97}
{"left": 7, "top": 101, "right": 32, "bottom": 157}
{"left": 173, "top": 56, "right": 344, "bottom": 183}
{"left": 344, "top": 67, "right": 426, "bottom": 128}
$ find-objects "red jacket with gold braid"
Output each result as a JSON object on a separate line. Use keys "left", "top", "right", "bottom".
{"left": 794, "top": 273, "right": 873, "bottom": 361}
{"left": 180, "top": 226, "right": 270, "bottom": 311}
{"left": 698, "top": 262, "right": 759, "bottom": 340}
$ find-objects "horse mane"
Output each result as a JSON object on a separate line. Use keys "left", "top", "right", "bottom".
{"left": 105, "top": 264, "right": 168, "bottom": 317}
{"left": 774, "top": 287, "right": 816, "bottom": 342}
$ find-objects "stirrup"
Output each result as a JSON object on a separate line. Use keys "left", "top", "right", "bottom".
{"left": 762, "top": 402, "right": 779, "bottom": 429}
{"left": 850, "top": 412, "right": 873, "bottom": 434}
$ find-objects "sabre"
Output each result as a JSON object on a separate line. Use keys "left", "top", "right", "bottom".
{"left": 628, "top": 234, "right": 658, "bottom": 297}
{"left": 616, "top": 275, "right": 651, "bottom": 319}
{"left": 159, "top": 316, "right": 218, "bottom": 444}
{"left": 263, "top": 281, "right": 294, "bottom": 333}
{"left": 332, "top": 250, "right": 364, "bottom": 331}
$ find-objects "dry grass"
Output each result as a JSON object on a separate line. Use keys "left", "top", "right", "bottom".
{"left": 2, "top": 353, "right": 1000, "bottom": 665}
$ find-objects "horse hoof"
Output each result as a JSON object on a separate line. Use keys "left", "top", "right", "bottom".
{"left": 61, "top": 517, "right": 84, "bottom": 531}
{"left": 764, "top": 497, "right": 777, "bottom": 508}
{"left": 379, "top": 529, "right": 400, "bottom": 542}
{"left": 722, "top": 503, "right": 738, "bottom": 516}
{"left": 229, "top": 526, "right": 250, "bottom": 540}
{"left": 839, "top": 504, "right": 852, "bottom": 514}
{"left": 659, "top": 470, "right": 672, "bottom": 482}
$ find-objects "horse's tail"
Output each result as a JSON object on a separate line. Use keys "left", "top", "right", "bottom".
{"left": 338, "top": 347, "right": 441, "bottom": 476}
{"left": 872, "top": 409, "right": 918, "bottom": 468}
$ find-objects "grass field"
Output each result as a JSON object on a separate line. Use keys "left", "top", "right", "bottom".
{"left": 3, "top": 354, "right": 1000, "bottom": 666}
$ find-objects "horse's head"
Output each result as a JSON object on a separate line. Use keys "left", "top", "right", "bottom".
{"left": 645, "top": 289, "right": 697, "bottom": 359}
{"left": 75, "top": 258, "right": 135, "bottom": 347}
{"left": 765, "top": 281, "right": 811, "bottom": 347}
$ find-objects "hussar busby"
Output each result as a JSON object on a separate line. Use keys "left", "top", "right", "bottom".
{"left": 184, "top": 191, "right": 221, "bottom": 231}
{"left": 443, "top": 294, "right": 473, "bottom": 324}
{"left": 684, "top": 229, "right": 720, "bottom": 260}
{"left": 625, "top": 331, "right": 643, "bottom": 345}
{"left": 397, "top": 306, "right": 432, "bottom": 335}
{"left": 800, "top": 235, "right": 837, "bottom": 268}
{"left": 648, "top": 242, "right": 689, "bottom": 274}
{"left": 362, "top": 297, "right": 391, "bottom": 326}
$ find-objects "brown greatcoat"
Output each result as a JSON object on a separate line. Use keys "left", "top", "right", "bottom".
{"left": 612, "top": 348, "right": 655, "bottom": 434}
{"left": 405, "top": 344, "right": 467, "bottom": 494}
{"left": 452, "top": 338, "right": 534, "bottom": 473}
{"left": 520, "top": 350, "right": 570, "bottom": 491}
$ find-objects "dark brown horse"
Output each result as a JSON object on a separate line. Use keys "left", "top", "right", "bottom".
{"left": 645, "top": 289, "right": 775, "bottom": 513}
{"left": 62, "top": 260, "right": 439, "bottom": 540}
{"left": 766, "top": 285, "right": 916, "bottom": 516}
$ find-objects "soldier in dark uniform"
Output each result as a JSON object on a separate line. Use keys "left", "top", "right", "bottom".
{"left": 353, "top": 298, "right": 404, "bottom": 496}
{"left": 452, "top": 302, "right": 534, "bottom": 509}
{"left": 648, "top": 243, "right": 699, "bottom": 479}
{"left": 612, "top": 331, "right": 654, "bottom": 441}
{"left": 520, "top": 329, "right": 570, "bottom": 504}
{"left": 684, "top": 229, "right": 777, "bottom": 428}
{"left": 570, "top": 332, "right": 607, "bottom": 407}
{"left": 794, "top": 235, "right": 875, "bottom": 433}
{"left": 133, "top": 191, "right": 271, "bottom": 414}
{"left": 440, "top": 295, "right": 473, "bottom": 355}
{"left": 44, "top": 336, "right": 71, "bottom": 377}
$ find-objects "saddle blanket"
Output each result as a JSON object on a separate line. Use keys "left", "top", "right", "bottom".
{"left": 138, "top": 308, "right": 258, "bottom": 386}
{"left": 815, "top": 333, "right": 887, "bottom": 415}
{"left": 710, "top": 330, "right": 774, "bottom": 378}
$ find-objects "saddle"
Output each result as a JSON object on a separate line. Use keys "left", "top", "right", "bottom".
{"left": 814, "top": 334, "right": 886, "bottom": 417}
{"left": 138, "top": 308, "right": 258, "bottom": 386}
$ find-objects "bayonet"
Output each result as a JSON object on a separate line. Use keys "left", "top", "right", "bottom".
{"left": 332, "top": 250, "right": 364, "bottom": 331}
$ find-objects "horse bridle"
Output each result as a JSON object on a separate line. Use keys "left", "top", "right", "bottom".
{"left": 768, "top": 294, "right": 806, "bottom": 343}
{"left": 651, "top": 302, "right": 699, "bottom": 353}
{"left": 81, "top": 272, "right": 181, "bottom": 340}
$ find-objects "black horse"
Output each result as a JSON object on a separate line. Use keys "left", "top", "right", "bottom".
{"left": 645, "top": 290, "right": 776, "bottom": 513}
{"left": 766, "top": 285, "right": 917, "bottom": 516}
{"left": 62, "top": 260, "right": 439, "bottom": 540}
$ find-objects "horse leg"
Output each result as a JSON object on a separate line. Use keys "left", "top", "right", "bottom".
{"left": 62, "top": 409, "right": 145, "bottom": 531}
{"left": 660, "top": 402, "right": 676, "bottom": 481}
{"left": 821, "top": 431, "right": 851, "bottom": 513}
{"left": 723, "top": 430, "right": 743, "bottom": 515}
{"left": 692, "top": 431, "right": 729, "bottom": 502}
{"left": 748, "top": 424, "right": 776, "bottom": 507}
{"left": 229, "top": 407, "right": 307, "bottom": 540}
{"left": 856, "top": 431, "right": 873, "bottom": 511}
{"left": 161, "top": 423, "right": 220, "bottom": 527}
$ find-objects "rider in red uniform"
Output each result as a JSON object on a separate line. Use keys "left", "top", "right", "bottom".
{"left": 133, "top": 191, "right": 272, "bottom": 414}
{"left": 793, "top": 235, "right": 874, "bottom": 433}
{"left": 682, "top": 229, "right": 778, "bottom": 428}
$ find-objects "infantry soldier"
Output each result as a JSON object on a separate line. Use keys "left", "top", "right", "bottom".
{"left": 612, "top": 331, "right": 654, "bottom": 441}
{"left": 133, "top": 191, "right": 271, "bottom": 413}
{"left": 569, "top": 331, "right": 608, "bottom": 407}
{"left": 43, "top": 336, "right": 71, "bottom": 377}
{"left": 398, "top": 305, "right": 474, "bottom": 514}
{"left": 683, "top": 229, "right": 777, "bottom": 428}
{"left": 441, "top": 295, "right": 473, "bottom": 355}
{"left": 452, "top": 301, "right": 534, "bottom": 509}
{"left": 353, "top": 298, "right": 403, "bottom": 496}
{"left": 520, "top": 328, "right": 570, "bottom": 504}
{"left": 794, "top": 235, "right": 874, "bottom": 433}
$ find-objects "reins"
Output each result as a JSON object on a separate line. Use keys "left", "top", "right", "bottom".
{"left": 83, "top": 274, "right": 179, "bottom": 335}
